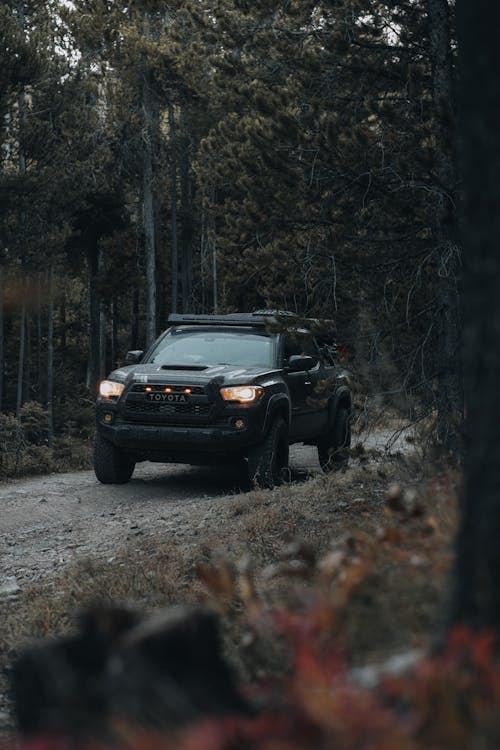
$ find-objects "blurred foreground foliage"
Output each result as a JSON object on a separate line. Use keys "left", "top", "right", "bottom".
{"left": 9, "top": 509, "right": 500, "bottom": 750}
{"left": 11, "top": 618, "right": 500, "bottom": 750}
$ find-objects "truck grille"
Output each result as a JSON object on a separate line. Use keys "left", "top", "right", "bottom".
{"left": 124, "top": 401, "right": 211, "bottom": 417}
{"left": 123, "top": 382, "right": 213, "bottom": 423}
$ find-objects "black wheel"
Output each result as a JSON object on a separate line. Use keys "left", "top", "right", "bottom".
{"left": 247, "top": 417, "right": 289, "bottom": 489}
{"left": 93, "top": 432, "right": 135, "bottom": 484}
{"left": 318, "top": 406, "right": 351, "bottom": 473}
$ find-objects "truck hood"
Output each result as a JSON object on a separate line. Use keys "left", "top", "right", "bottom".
{"left": 107, "top": 363, "right": 278, "bottom": 386}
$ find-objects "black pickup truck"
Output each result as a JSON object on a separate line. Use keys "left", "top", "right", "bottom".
{"left": 93, "top": 311, "right": 352, "bottom": 487}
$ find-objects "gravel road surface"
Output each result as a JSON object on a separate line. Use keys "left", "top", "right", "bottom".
{"left": 0, "top": 428, "right": 411, "bottom": 595}
{"left": 0, "top": 427, "right": 412, "bottom": 733}
{"left": 0, "top": 446, "right": 322, "bottom": 595}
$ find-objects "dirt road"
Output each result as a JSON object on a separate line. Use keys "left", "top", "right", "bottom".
{"left": 0, "top": 446, "right": 322, "bottom": 596}
{"left": 0, "top": 428, "right": 410, "bottom": 596}
{"left": 0, "top": 449, "right": 323, "bottom": 731}
{"left": 0, "top": 427, "right": 416, "bottom": 733}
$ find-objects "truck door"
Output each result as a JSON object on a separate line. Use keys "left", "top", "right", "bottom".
{"left": 284, "top": 332, "right": 328, "bottom": 440}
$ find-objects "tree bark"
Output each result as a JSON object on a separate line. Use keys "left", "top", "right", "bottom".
{"left": 131, "top": 283, "right": 140, "bottom": 351}
{"left": 141, "top": 13, "right": 157, "bottom": 347}
{"left": 37, "top": 274, "right": 43, "bottom": 400}
{"left": 180, "top": 106, "right": 193, "bottom": 313}
{"left": 212, "top": 236, "right": 218, "bottom": 314}
{"left": 99, "top": 302, "right": 106, "bottom": 380}
{"left": 60, "top": 291, "right": 66, "bottom": 352}
{"left": 16, "top": 0, "right": 27, "bottom": 421}
{"left": 452, "top": 0, "right": 500, "bottom": 626}
{"left": 24, "top": 306, "right": 31, "bottom": 403}
{"left": 110, "top": 297, "right": 117, "bottom": 370}
{"left": 16, "top": 300, "right": 26, "bottom": 421}
{"left": 0, "top": 267, "right": 4, "bottom": 413}
{"left": 200, "top": 207, "right": 209, "bottom": 313}
{"left": 87, "top": 243, "right": 101, "bottom": 395}
{"left": 47, "top": 264, "right": 54, "bottom": 448}
{"left": 426, "top": 0, "right": 463, "bottom": 455}
{"left": 169, "top": 101, "right": 179, "bottom": 314}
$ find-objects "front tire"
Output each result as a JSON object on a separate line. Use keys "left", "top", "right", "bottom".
{"left": 248, "top": 417, "right": 289, "bottom": 489}
{"left": 93, "top": 432, "right": 135, "bottom": 484}
{"left": 318, "top": 406, "right": 351, "bottom": 473}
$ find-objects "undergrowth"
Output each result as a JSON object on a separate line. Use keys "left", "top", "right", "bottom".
{"left": 0, "top": 466, "right": 474, "bottom": 750}
{"left": 0, "top": 402, "right": 92, "bottom": 479}
{"left": 7, "top": 568, "right": 500, "bottom": 749}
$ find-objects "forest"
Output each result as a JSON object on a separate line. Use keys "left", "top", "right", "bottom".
{"left": 0, "top": 0, "right": 461, "bottom": 458}
{"left": 6, "top": 1, "right": 500, "bottom": 748}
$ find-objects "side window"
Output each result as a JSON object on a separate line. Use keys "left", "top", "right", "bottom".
{"left": 284, "top": 331, "right": 319, "bottom": 362}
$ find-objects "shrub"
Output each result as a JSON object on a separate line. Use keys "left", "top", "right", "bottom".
{"left": 20, "top": 401, "right": 49, "bottom": 445}
{"left": 0, "top": 402, "right": 92, "bottom": 479}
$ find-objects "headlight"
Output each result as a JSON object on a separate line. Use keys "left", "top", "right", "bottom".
{"left": 220, "top": 385, "right": 264, "bottom": 403}
{"left": 99, "top": 380, "right": 125, "bottom": 399}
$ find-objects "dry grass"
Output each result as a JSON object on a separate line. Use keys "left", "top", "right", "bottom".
{"left": 0, "top": 450, "right": 460, "bottom": 736}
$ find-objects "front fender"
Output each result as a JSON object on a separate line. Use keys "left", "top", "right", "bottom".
{"left": 263, "top": 393, "right": 291, "bottom": 435}
{"left": 327, "top": 385, "right": 352, "bottom": 429}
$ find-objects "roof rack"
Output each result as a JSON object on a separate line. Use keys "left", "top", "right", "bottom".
{"left": 166, "top": 312, "right": 336, "bottom": 343}
{"left": 167, "top": 311, "right": 295, "bottom": 327}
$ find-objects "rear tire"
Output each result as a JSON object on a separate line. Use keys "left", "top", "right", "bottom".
{"left": 318, "top": 406, "right": 351, "bottom": 473}
{"left": 93, "top": 432, "right": 135, "bottom": 484}
{"left": 248, "top": 417, "right": 289, "bottom": 489}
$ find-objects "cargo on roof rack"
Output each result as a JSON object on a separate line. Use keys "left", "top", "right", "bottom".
{"left": 167, "top": 311, "right": 294, "bottom": 327}
{"left": 166, "top": 312, "right": 336, "bottom": 343}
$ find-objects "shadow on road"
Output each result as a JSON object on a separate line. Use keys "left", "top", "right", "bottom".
{"left": 124, "top": 459, "right": 318, "bottom": 500}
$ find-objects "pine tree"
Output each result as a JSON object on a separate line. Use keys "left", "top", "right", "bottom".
{"left": 180, "top": 0, "right": 460, "bottom": 441}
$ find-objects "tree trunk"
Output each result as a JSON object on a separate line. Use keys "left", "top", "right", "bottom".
{"left": 24, "top": 307, "right": 31, "bottom": 403}
{"left": 131, "top": 283, "right": 140, "bottom": 351}
{"left": 0, "top": 267, "right": 4, "bottom": 413}
{"left": 60, "top": 289, "right": 67, "bottom": 351}
{"left": 426, "top": 0, "right": 463, "bottom": 455}
{"left": 47, "top": 264, "right": 54, "bottom": 448}
{"left": 37, "top": 274, "right": 43, "bottom": 400}
{"left": 200, "top": 207, "right": 209, "bottom": 313}
{"left": 99, "top": 295, "right": 107, "bottom": 380}
{"left": 180, "top": 106, "right": 193, "bottom": 313}
{"left": 16, "top": 301, "right": 26, "bottom": 422}
{"left": 143, "top": 122, "right": 157, "bottom": 346}
{"left": 212, "top": 237, "right": 218, "bottom": 314}
{"left": 87, "top": 243, "right": 101, "bottom": 395}
{"left": 141, "top": 13, "right": 157, "bottom": 348}
{"left": 16, "top": 0, "right": 27, "bottom": 421}
{"left": 452, "top": 0, "right": 500, "bottom": 626}
{"left": 110, "top": 297, "right": 117, "bottom": 370}
{"left": 169, "top": 101, "right": 179, "bottom": 314}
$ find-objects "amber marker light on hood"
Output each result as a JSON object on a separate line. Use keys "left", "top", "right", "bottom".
{"left": 99, "top": 380, "right": 125, "bottom": 398}
{"left": 220, "top": 386, "right": 264, "bottom": 403}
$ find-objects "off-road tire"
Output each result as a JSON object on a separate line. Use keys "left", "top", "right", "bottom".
{"left": 93, "top": 432, "right": 135, "bottom": 484}
{"left": 317, "top": 406, "right": 351, "bottom": 473}
{"left": 248, "top": 417, "right": 289, "bottom": 489}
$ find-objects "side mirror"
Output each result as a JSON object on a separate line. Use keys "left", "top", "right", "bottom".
{"left": 287, "top": 354, "right": 318, "bottom": 372}
{"left": 125, "top": 350, "right": 144, "bottom": 365}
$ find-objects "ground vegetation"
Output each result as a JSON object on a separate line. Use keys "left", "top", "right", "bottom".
{"left": 0, "top": 446, "right": 460, "bottom": 745}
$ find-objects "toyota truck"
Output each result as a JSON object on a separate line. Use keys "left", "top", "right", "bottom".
{"left": 93, "top": 311, "right": 352, "bottom": 487}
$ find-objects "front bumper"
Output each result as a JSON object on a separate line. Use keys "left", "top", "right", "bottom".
{"left": 95, "top": 411, "right": 265, "bottom": 460}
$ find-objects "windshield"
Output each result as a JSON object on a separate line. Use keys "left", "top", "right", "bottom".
{"left": 147, "top": 328, "right": 276, "bottom": 368}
